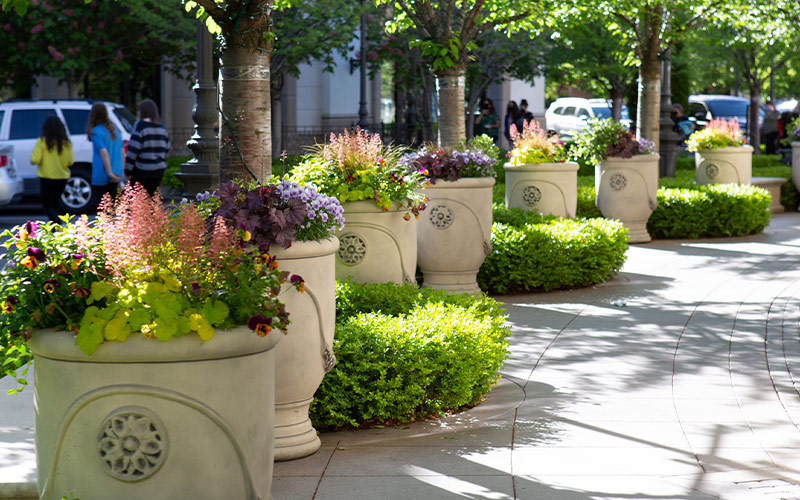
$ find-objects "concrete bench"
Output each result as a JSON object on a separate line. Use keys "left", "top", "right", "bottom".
{"left": 751, "top": 176, "right": 786, "bottom": 213}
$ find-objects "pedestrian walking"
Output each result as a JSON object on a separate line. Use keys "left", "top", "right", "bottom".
{"left": 763, "top": 101, "right": 780, "bottom": 155}
{"left": 30, "top": 115, "right": 73, "bottom": 222}
{"left": 87, "top": 103, "right": 123, "bottom": 205}
{"left": 477, "top": 99, "right": 500, "bottom": 143}
{"left": 504, "top": 100, "right": 520, "bottom": 145}
{"left": 125, "top": 99, "right": 170, "bottom": 196}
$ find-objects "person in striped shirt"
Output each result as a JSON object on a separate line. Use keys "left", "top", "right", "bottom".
{"left": 125, "top": 99, "right": 170, "bottom": 196}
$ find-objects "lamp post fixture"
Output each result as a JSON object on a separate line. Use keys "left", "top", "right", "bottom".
{"left": 659, "top": 49, "right": 679, "bottom": 178}
{"left": 357, "top": 0, "right": 369, "bottom": 128}
{"left": 176, "top": 21, "right": 219, "bottom": 196}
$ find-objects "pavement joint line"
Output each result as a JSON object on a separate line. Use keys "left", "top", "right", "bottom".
{"left": 310, "top": 438, "right": 338, "bottom": 500}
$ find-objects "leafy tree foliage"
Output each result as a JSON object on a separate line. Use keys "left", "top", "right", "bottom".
{"left": 0, "top": 0, "right": 194, "bottom": 99}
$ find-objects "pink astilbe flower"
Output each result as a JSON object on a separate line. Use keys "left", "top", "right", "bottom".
{"left": 175, "top": 203, "right": 206, "bottom": 262}
{"left": 206, "top": 216, "right": 236, "bottom": 267}
{"left": 322, "top": 127, "right": 384, "bottom": 175}
{"left": 96, "top": 184, "right": 170, "bottom": 276}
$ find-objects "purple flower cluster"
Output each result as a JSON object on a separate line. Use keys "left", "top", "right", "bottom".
{"left": 214, "top": 180, "right": 344, "bottom": 249}
{"left": 637, "top": 138, "right": 656, "bottom": 155}
{"left": 274, "top": 180, "right": 345, "bottom": 230}
{"left": 401, "top": 147, "right": 496, "bottom": 183}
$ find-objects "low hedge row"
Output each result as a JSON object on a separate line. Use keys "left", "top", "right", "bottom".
{"left": 647, "top": 184, "right": 771, "bottom": 238}
{"left": 478, "top": 206, "right": 628, "bottom": 294}
{"left": 310, "top": 282, "right": 510, "bottom": 431}
{"left": 574, "top": 173, "right": 773, "bottom": 237}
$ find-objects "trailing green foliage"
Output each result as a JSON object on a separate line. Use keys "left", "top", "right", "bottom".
{"left": 647, "top": 184, "right": 771, "bottom": 238}
{"left": 478, "top": 206, "right": 628, "bottom": 294}
{"left": 310, "top": 282, "right": 509, "bottom": 430}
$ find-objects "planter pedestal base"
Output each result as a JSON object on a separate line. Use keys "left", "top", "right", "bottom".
{"left": 274, "top": 397, "right": 321, "bottom": 461}
{"left": 421, "top": 270, "right": 481, "bottom": 295}
{"left": 626, "top": 223, "right": 652, "bottom": 244}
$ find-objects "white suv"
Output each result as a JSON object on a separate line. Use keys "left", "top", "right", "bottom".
{"left": 0, "top": 99, "right": 135, "bottom": 213}
{"left": 545, "top": 97, "right": 632, "bottom": 139}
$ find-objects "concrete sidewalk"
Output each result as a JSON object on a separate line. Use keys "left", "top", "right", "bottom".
{"left": 5, "top": 213, "right": 800, "bottom": 499}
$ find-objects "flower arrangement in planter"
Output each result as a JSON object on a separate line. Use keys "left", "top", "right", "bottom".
{"left": 206, "top": 179, "right": 345, "bottom": 248}
{"left": 686, "top": 118, "right": 744, "bottom": 152}
{"left": 686, "top": 118, "right": 752, "bottom": 185}
{"left": 504, "top": 120, "right": 578, "bottom": 218}
{"left": 399, "top": 139, "right": 497, "bottom": 293}
{"left": 574, "top": 118, "right": 659, "bottom": 243}
{"left": 0, "top": 185, "right": 305, "bottom": 499}
{"left": 197, "top": 178, "right": 344, "bottom": 461}
{"left": 290, "top": 127, "right": 427, "bottom": 217}
{"left": 507, "top": 120, "right": 568, "bottom": 166}
{"left": 290, "top": 128, "right": 427, "bottom": 284}
{"left": 573, "top": 118, "right": 655, "bottom": 165}
{"left": 0, "top": 184, "right": 300, "bottom": 368}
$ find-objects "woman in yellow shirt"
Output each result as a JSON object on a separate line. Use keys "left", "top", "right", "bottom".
{"left": 30, "top": 116, "right": 73, "bottom": 222}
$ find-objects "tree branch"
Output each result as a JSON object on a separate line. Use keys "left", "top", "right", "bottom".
{"left": 193, "top": 0, "right": 228, "bottom": 26}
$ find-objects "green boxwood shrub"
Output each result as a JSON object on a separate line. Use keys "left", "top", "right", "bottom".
{"left": 310, "top": 282, "right": 510, "bottom": 431}
{"left": 478, "top": 206, "right": 628, "bottom": 294}
{"left": 647, "top": 184, "right": 771, "bottom": 238}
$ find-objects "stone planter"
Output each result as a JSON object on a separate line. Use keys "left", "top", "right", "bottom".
{"left": 417, "top": 177, "right": 494, "bottom": 294}
{"left": 29, "top": 327, "right": 281, "bottom": 500}
{"left": 335, "top": 200, "right": 417, "bottom": 284}
{"left": 271, "top": 238, "right": 337, "bottom": 461}
{"left": 791, "top": 142, "right": 800, "bottom": 192}
{"left": 595, "top": 153, "right": 660, "bottom": 243}
{"left": 694, "top": 145, "right": 754, "bottom": 185}
{"left": 503, "top": 162, "right": 579, "bottom": 218}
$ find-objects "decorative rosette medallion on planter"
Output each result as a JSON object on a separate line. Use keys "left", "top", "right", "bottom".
{"left": 503, "top": 120, "right": 577, "bottom": 218}
{"left": 574, "top": 118, "right": 659, "bottom": 243}
{"left": 212, "top": 180, "right": 344, "bottom": 461}
{"left": 402, "top": 143, "right": 497, "bottom": 293}
{"left": 0, "top": 186, "right": 304, "bottom": 499}
{"left": 687, "top": 118, "right": 752, "bottom": 185}
{"left": 290, "top": 128, "right": 427, "bottom": 284}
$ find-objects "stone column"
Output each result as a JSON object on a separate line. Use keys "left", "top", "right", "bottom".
{"left": 659, "top": 50, "right": 679, "bottom": 178}
{"left": 176, "top": 22, "right": 220, "bottom": 196}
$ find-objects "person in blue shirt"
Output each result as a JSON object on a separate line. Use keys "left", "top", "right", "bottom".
{"left": 87, "top": 103, "right": 123, "bottom": 205}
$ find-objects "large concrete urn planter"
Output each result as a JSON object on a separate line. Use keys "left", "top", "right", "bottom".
{"left": 271, "top": 238, "right": 337, "bottom": 461}
{"left": 504, "top": 162, "right": 579, "bottom": 218}
{"left": 595, "top": 153, "right": 660, "bottom": 243}
{"left": 29, "top": 327, "right": 281, "bottom": 500}
{"left": 335, "top": 200, "right": 417, "bottom": 284}
{"left": 694, "top": 145, "right": 753, "bottom": 185}
{"left": 417, "top": 177, "right": 494, "bottom": 294}
{"left": 791, "top": 142, "right": 800, "bottom": 192}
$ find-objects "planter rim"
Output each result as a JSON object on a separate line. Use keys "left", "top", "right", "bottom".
{"left": 791, "top": 142, "right": 800, "bottom": 147}
{"left": 427, "top": 176, "right": 496, "bottom": 188}
{"left": 598, "top": 153, "right": 661, "bottom": 167}
{"left": 695, "top": 145, "right": 754, "bottom": 153}
{"left": 270, "top": 236, "right": 339, "bottom": 260}
{"left": 504, "top": 161, "right": 579, "bottom": 172}
{"left": 342, "top": 200, "right": 409, "bottom": 213}
{"left": 28, "top": 325, "right": 281, "bottom": 363}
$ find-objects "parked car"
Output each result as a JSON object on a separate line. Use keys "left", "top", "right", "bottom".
{"left": 545, "top": 97, "right": 631, "bottom": 139}
{"left": 0, "top": 99, "right": 135, "bottom": 213}
{"left": 687, "top": 95, "right": 763, "bottom": 140}
{"left": 0, "top": 143, "right": 24, "bottom": 206}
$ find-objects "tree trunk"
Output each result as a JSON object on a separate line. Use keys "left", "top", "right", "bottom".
{"left": 421, "top": 73, "right": 434, "bottom": 143}
{"left": 66, "top": 78, "right": 80, "bottom": 99}
{"left": 637, "top": 53, "right": 662, "bottom": 150}
{"left": 610, "top": 88, "right": 624, "bottom": 123}
{"left": 749, "top": 87, "right": 761, "bottom": 154}
{"left": 271, "top": 91, "right": 282, "bottom": 159}
{"left": 218, "top": 45, "right": 271, "bottom": 182}
{"left": 435, "top": 68, "right": 466, "bottom": 148}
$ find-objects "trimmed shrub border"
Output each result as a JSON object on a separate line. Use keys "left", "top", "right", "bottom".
{"left": 310, "top": 282, "right": 510, "bottom": 431}
{"left": 478, "top": 206, "right": 629, "bottom": 294}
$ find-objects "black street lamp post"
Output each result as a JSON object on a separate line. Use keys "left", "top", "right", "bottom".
{"left": 357, "top": 0, "right": 369, "bottom": 128}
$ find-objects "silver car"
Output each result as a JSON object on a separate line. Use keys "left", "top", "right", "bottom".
{"left": 0, "top": 143, "right": 24, "bottom": 206}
